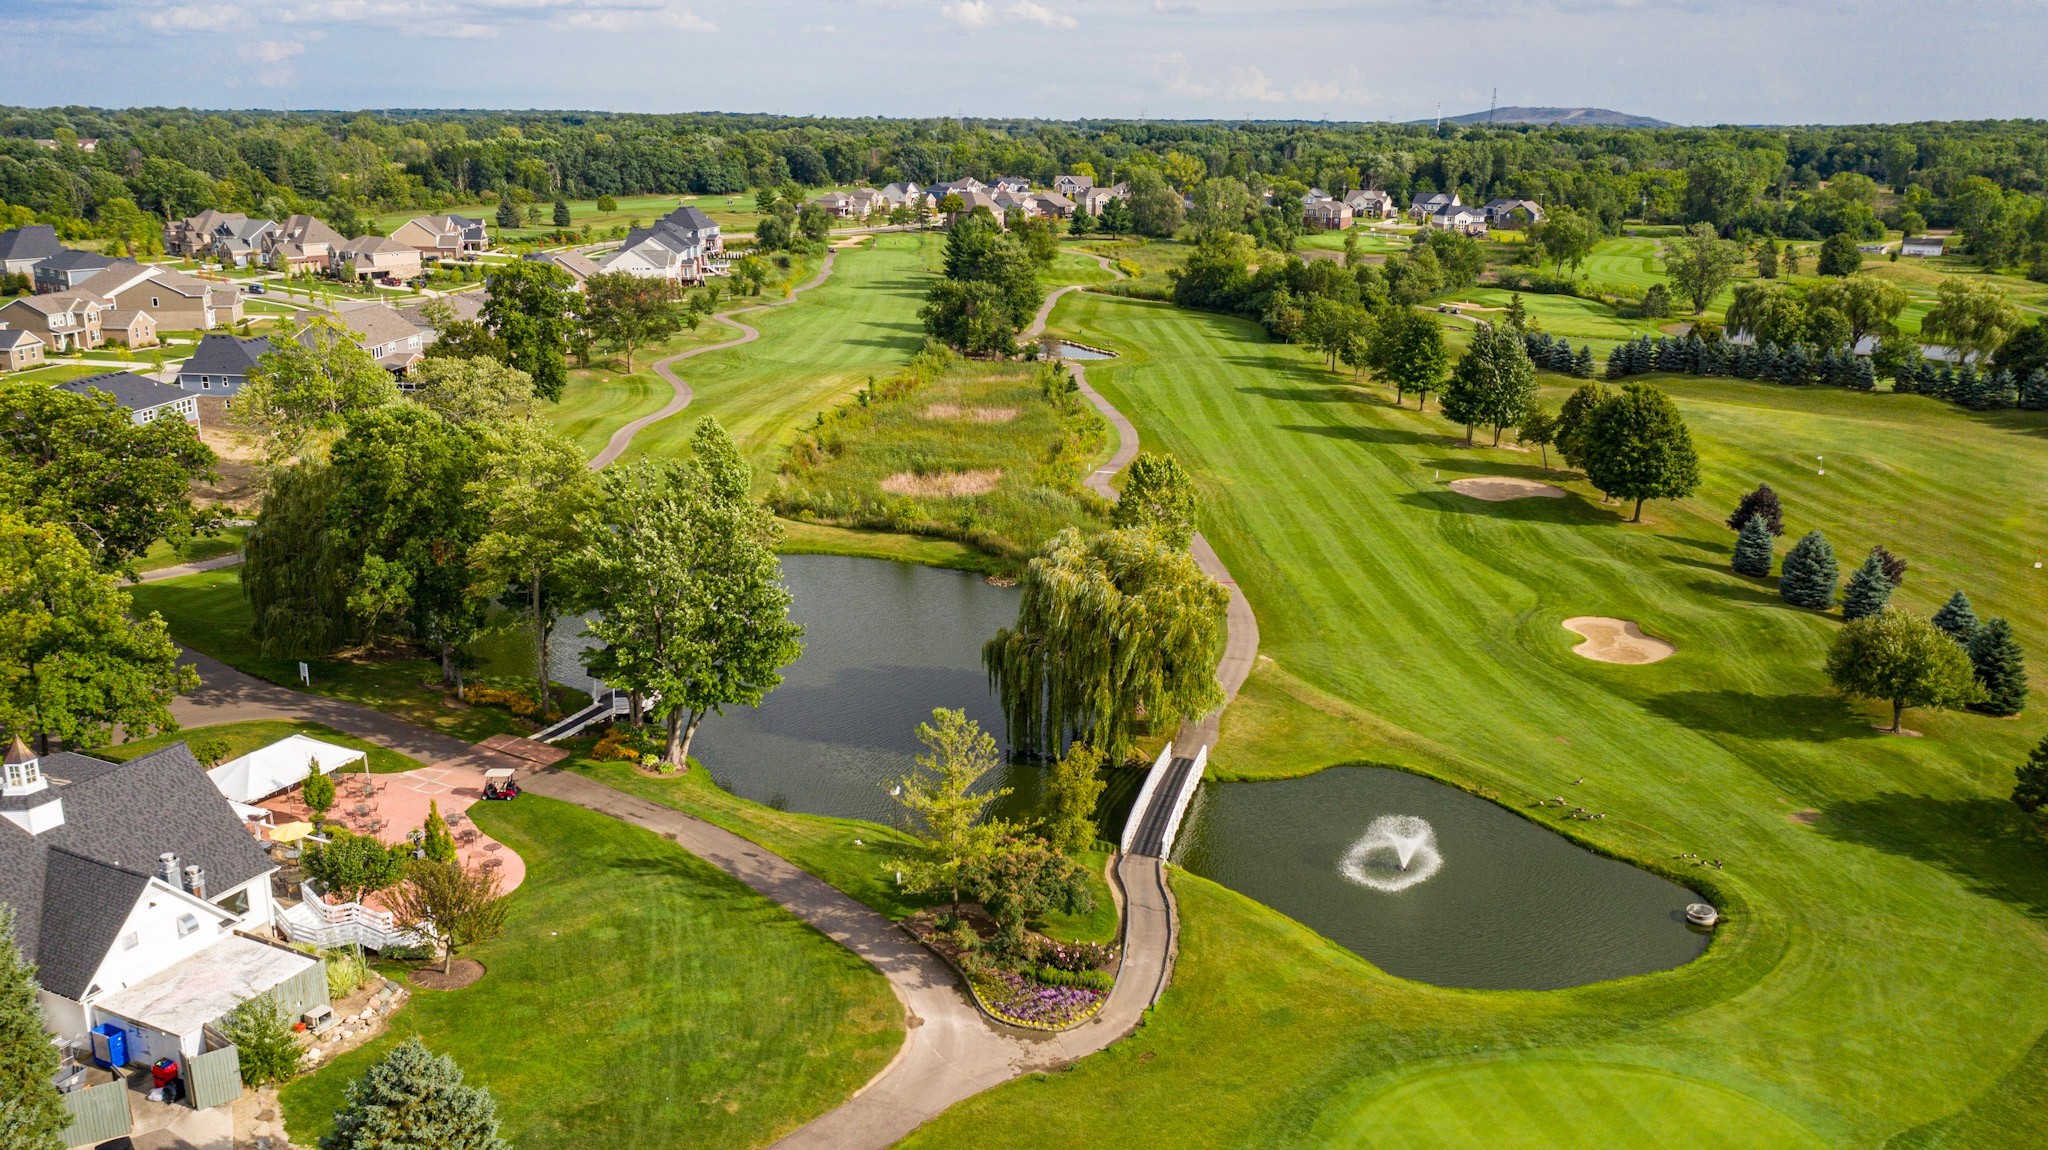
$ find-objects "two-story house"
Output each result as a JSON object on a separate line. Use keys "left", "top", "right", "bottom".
{"left": 597, "top": 205, "right": 724, "bottom": 284}
{"left": 0, "top": 738, "right": 327, "bottom": 1069}
{"left": 328, "top": 301, "right": 428, "bottom": 376}
{"left": 209, "top": 217, "right": 278, "bottom": 267}
{"left": 58, "top": 372, "right": 201, "bottom": 427}
{"left": 75, "top": 262, "right": 240, "bottom": 332}
{"left": 0, "top": 224, "right": 63, "bottom": 278}
{"left": 334, "top": 236, "right": 425, "bottom": 283}
{"left": 1345, "top": 189, "right": 1397, "bottom": 220}
{"left": 390, "top": 214, "right": 490, "bottom": 260}
{"left": 163, "top": 210, "right": 247, "bottom": 258}
{"left": 263, "top": 215, "right": 348, "bottom": 273}
{"left": 33, "top": 249, "right": 119, "bottom": 294}
{"left": 1053, "top": 174, "right": 1095, "bottom": 198}
{"left": 0, "top": 292, "right": 103, "bottom": 351}
{"left": 177, "top": 333, "right": 272, "bottom": 397}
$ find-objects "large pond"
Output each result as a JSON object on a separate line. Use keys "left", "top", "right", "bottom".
{"left": 1173, "top": 768, "right": 1710, "bottom": 989}
{"left": 488, "top": 553, "right": 1705, "bottom": 989}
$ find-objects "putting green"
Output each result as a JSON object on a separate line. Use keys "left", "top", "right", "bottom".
{"left": 1322, "top": 1059, "right": 1830, "bottom": 1150}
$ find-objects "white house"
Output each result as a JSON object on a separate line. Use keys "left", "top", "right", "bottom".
{"left": 1901, "top": 236, "right": 1946, "bottom": 258}
{"left": 0, "top": 738, "right": 327, "bottom": 1067}
{"left": 1345, "top": 189, "right": 1397, "bottom": 220}
{"left": 598, "top": 205, "right": 725, "bottom": 284}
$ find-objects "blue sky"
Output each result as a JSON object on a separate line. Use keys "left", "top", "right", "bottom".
{"left": 4, "top": 0, "right": 2043, "bottom": 124}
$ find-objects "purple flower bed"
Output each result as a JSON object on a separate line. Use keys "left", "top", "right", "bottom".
{"left": 978, "top": 971, "right": 1104, "bottom": 1028}
{"left": 1039, "top": 940, "right": 1116, "bottom": 973}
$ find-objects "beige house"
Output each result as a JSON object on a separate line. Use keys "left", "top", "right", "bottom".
{"left": 390, "top": 215, "right": 489, "bottom": 259}
{"left": 328, "top": 302, "right": 428, "bottom": 375}
{"left": 0, "top": 327, "right": 45, "bottom": 371}
{"left": 164, "top": 210, "right": 245, "bottom": 258}
{"left": 1345, "top": 189, "right": 1397, "bottom": 220}
{"left": 0, "top": 292, "right": 102, "bottom": 351}
{"left": 522, "top": 250, "right": 602, "bottom": 290}
{"left": 265, "top": 215, "right": 348, "bottom": 273}
{"left": 1305, "top": 198, "right": 1354, "bottom": 230}
{"left": 101, "top": 309, "right": 158, "bottom": 348}
{"left": 74, "top": 263, "right": 239, "bottom": 332}
{"left": 334, "top": 237, "right": 425, "bottom": 283}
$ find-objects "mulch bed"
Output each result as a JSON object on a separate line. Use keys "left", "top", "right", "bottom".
{"left": 407, "top": 958, "right": 485, "bottom": 990}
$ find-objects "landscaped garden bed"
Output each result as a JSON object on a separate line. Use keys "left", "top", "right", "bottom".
{"left": 905, "top": 906, "right": 1119, "bottom": 1032}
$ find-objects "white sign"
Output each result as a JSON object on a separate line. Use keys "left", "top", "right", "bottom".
{"left": 298, "top": 661, "right": 310, "bottom": 686}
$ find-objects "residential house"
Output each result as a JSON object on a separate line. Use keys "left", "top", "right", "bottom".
{"left": 58, "top": 372, "right": 199, "bottom": 427}
{"left": 847, "top": 188, "right": 888, "bottom": 217}
{"left": 75, "top": 262, "right": 240, "bottom": 331}
{"left": 0, "top": 292, "right": 102, "bottom": 351}
{"left": 597, "top": 205, "right": 724, "bottom": 284}
{"left": 1429, "top": 204, "right": 1489, "bottom": 234}
{"left": 99, "top": 309, "right": 157, "bottom": 348}
{"left": 177, "top": 334, "right": 271, "bottom": 397}
{"left": 1901, "top": 236, "right": 1946, "bottom": 258}
{"left": 263, "top": 214, "right": 347, "bottom": 273}
{"left": 208, "top": 217, "right": 277, "bottom": 268}
{"left": 0, "top": 224, "right": 62, "bottom": 277}
{"left": 991, "top": 176, "right": 1033, "bottom": 194}
{"left": 928, "top": 177, "right": 989, "bottom": 201}
{"left": 878, "top": 182, "right": 930, "bottom": 211}
{"left": 945, "top": 188, "right": 1004, "bottom": 222}
{"left": 1302, "top": 188, "right": 1334, "bottom": 207}
{"left": 0, "top": 737, "right": 327, "bottom": 1068}
{"left": 1053, "top": 174, "right": 1094, "bottom": 197}
{"left": 812, "top": 191, "right": 868, "bottom": 219}
{"left": 164, "top": 210, "right": 246, "bottom": 258}
{"left": 1480, "top": 198, "right": 1545, "bottom": 229}
{"left": 326, "top": 301, "right": 428, "bottom": 376}
{"left": 1304, "top": 198, "right": 1355, "bottom": 230}
{"left": 523, "top": 249, "right": 603, "bottom": 290}
{"left": 399, "top": 290, "right": 485, "bottom": 342}
{"left": 992, "top": 188, "right": 1037, "bottom": 217}
{"left": 1027, "top": 190, "right": 1076, "bottom": 219}
{"left": 390, "top": 214, "right": 490, "bottom": 260}
{"left": 1077, "top": 183, "right": 1129, "bottom": 216}
{"left": 33, "top": 249, "right": 118, "bottom": 294}
{"left": 1408, "top": 192, "right": 1460, "bottom": 221}
{"left": 1345, "top": 189, "right": 1397, "bottom": 220}
{"left": 334, "top": 236, "right": 425, "bottom": 283}
{"left": 0, "top": 327, "right": 45, "bottom": 371}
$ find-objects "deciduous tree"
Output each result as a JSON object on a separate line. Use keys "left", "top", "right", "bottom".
{"left": 576, "top": 272, "right": 685, "bottom": 373}
{"left": 1440, "top": 321, "right": 1537, "bottom": 446}
{"left": 1662, "top": 222, "right": 1744, "bottom": 314}
{"left": 387, "top": 862, "right": 507, "bottom": 975}
{"left": 481, "top": 259, "right": 578, "bottom": 402}
{"left": 240, "top": 318, "right": 398, "bottom": 461}
{"left": 1726, "top": 482, "right": 1785, "bottom": 535}
{"left": 1825, "top": 609, "right": 1982, "bottom": 733}
{"left": 1367, "top": 308, "right": 1448, "bottom": 409}
{"left": 467, "top": 418, "right": 592, "bottom": 711}
{"left": 1578, "top": 383, "right": 1702, "bottom": 521}
{"left": 1110, "top": 452, "right": 1199, "bottom": 550}
{"left": 1039, "top": 742, "right": 1107, "bottom": 857}
{"left": 1924, "top": 278, "right": 2021, "bottom": 364}
{"left": 891, "top": 708, "right": 1012, "bottom": 916}
{"left": 408, "top": 356, "right": 535, "bottom": 427}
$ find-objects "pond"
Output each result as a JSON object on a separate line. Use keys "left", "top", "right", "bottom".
{"left": 1045, "top": 340, "right": 1115, "bottom": 360}
{"left": 486, "top": 553, "right": 1704, "bottom": 989}
{"left": 1174, "top": 768, "right": 1710, "bottom": 989}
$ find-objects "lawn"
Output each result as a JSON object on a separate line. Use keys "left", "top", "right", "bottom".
{"left": 1433, "top": 287, "right": 1667, "bottom": 351}
{"left": 126, "top": 569, "right": 571, "bottom": 743}
{"left": 567, "top": 757, "right": 1120, "bottom": 946}
{"left": 770, "top": 352, "right": 1110, "bottom": 567}
{"left": 366, "top": 191, "right": 824, "bottom": 246}
{"left": 10, "top": 363, "right": 151, "bottom": 384}
{"left": 905, "top": 288, "right": 2048, "bottom": 1148}
{"left": 613, "top": 231, "right": 938, "bottom": 475}
{"left": 279, "top": 796, "right": 902, "bottom": 1150}
{"left": 134, "top": 525, "right": 247, "bottom": 573}
{"left": 100, "top": 718, "right": 426, "bottom": 774}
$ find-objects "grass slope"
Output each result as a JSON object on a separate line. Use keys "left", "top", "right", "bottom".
{"left": 280, "top": 796, "right": 901, "bottom": 1149}
{"left": 898, "top": 289, "right": 2048, "bottom": 1148}
{"left": 102, "top": 719, "right": 425, "bottom": 774}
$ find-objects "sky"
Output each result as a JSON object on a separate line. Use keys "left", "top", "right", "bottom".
{"left": 4, "top": 0, "right": 2045, "bottom": 125}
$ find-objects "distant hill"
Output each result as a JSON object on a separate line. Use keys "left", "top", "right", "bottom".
{"left": 1421, "top": 107, "right": 1675, "bottom": 129}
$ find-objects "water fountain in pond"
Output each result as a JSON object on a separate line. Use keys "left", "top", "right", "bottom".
{"left": 1339, "top": 815, "right": 1443, "bottom": 893}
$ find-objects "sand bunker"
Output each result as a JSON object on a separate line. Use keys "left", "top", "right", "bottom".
{"left": 1450, "top": 477, "right": 1568, "bottom": 501}
{"left": 881, "top": 469, "right": 1002, "bottom": 497}
{"left": 922, "top": 404, "right": 1019, "bottom": 423}
{"left": 1562, "top": 617, "right": 1676, "bottom": 664}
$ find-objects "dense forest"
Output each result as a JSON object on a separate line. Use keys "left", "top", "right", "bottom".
{"left": 3, "top": 108, "right": 2047, "bottom": 270}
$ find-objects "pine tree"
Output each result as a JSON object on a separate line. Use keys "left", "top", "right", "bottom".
{"left": 1869, "top": 544, "right": 1907, "bottom": 586}
{"left": 494, "top": 197, "right": 521, "bottom": 231}
{"left": 1932, "top": 591, "right": 1980, "bottom": 645}
{"left": 1779, "top": 530, "right": 1839, "bottom": 609}
{"left": 1840, "top": 552, "right": 1894, "bottom": 620}
{"left": 1572, "top": 344, "right": 1595, "bottom": 379}
{"left": 2016, "top": 736, "right": 2048, "bottom": 813}
{"left": 1732, "top": 514, "right": 1775, "bottom": 577}
{"left": 1726, "top": 482, "right": 1786, "bottom": 535}
{"left": 1967, "top": 617, "right": 2028, "bottom": 716}
{"left": 0, "top": 909, "right": 68, "bottom": 1150}
{"left": 422, "top": 800, "right": 458, "bottom": 864}
{"left": 551, "top": 200, "right": 571, "bottom": 228}
{"left": 322, "top": 1038, "right": 508, "bottom": 1150}
{"left": 1851, "top": 357, "right": 1877, "bottom": 391}
{"left": 2021, "top": 368, "right": 2048, "bottom": 411}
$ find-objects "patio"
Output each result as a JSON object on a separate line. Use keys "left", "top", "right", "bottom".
{"left": 262, "top": 758, "right": 529, "bottom": 893}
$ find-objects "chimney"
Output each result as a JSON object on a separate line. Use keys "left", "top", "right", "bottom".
{"left": 158, "top": 852, "right": 181, "bottom": 886}
{"left": 183, "top": 865, "right": 207, "bottom": 900}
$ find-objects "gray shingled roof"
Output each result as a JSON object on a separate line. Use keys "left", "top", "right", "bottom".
{"left": 0, "top": 742, "right": 272, "bottom": 1000}
{"left": 37, "top": 249, "right": 117, "bottom": 274}
{"left": 56, "top": 372, "right": 191, "bottom": 413}
{"left": 0, "top": 224, "right": 63, "bottom": 264}
{"left": 178, "top": 334, "right": 271, "bottom": 380}
{"left": 0, "top": 329, "right": 42, "bottom": 351}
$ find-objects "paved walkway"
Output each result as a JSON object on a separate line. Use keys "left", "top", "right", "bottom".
{"left": 587, "top": 249, "right": 843, "bottom": 469}
{"left": 134, "top": 552, "right": 245, "bottom": 583}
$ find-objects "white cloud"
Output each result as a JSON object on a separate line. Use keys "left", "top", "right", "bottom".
{"left": 942, "top": 0, "right": 1076, "bottom": 30}
{"left": 149, "top": 5, "right": 244, "bottom": 31}
{"left": 563, "top": 2, "right": 716, "bottom": 32}
{"left": 242, "top": 39, "right": 309, "bottom": 65}
{"left": 799, "top": 22, "right": 841, "bottom": 32}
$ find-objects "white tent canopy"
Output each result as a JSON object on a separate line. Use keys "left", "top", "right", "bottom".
{"left": 207, "top": 735, "right": 365, "bottom": 804}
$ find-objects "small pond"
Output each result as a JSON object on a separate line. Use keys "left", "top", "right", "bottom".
{"left": 1174, "top": 767, "right": 1710, "bottom": 989}
{"left": 484, "top": 553, "right": 1705, "bottom": 989}
{"left": 1045, "top": 340, "right": 1115, "bottom": 360}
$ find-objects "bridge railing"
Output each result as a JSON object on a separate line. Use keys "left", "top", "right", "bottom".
{"left": 1119, "top": 742, "right": 1175, "bottom": 854}
{"left": 1154, "top": 745, "right": 1207, "bottom": 861}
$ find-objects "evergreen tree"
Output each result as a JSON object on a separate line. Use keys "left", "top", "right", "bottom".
{"left": 1038, "top": 742, "right": 1107, "bottom": 857}
{"left": 551, "top": 200, "right": 571, "bottom": 228}
{"left": 322, "top": 1038, "right": 508, "bottom": 1150}
{"left": 1869, "top": 544, "right": 1908, "bottom": 586}
{"left": 2021, "top": 368, "right": 2048, "bottom": 410}
{"left": 1779, "top": 530, "right": 1839, "bottom": 609}
{"left": 1967, "top": 617, "right": 2028, "bottom": 716}
{"left": 1726, "top": 483, "right": 1786, "bottom": 535}
{"left": 2015, "top": 736, "right": 2048, "bottom": 813}
{"left": 494, "top": 197, "right": 521, "bottom": 232}
{"left": 1851, "top": 357, "right": 1877, "bottom": 391}
{"left": 1572, "top": 344, "right": 1595, "bottom": 379}
{"left": 1840, "top": 552, "right": 1894, "bottom": 620}
{"left": 1732, "top": 514, "right": 1775, "bottom": 577}
{"left": 421, "top": 799, "right": 458, "bottom": 864}
{"left": 1931, "top": 591, "right": 1980, "bottom": 644}
{"left": 0, "top": 909, "right": 66, "bottom": 1150}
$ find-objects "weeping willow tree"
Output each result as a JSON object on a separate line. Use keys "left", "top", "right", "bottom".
{"left": 243, "top": 462, "right": 357, "bottom": 658}
{"left": 985, "top": 527, "right": 1228, "bottom": 761}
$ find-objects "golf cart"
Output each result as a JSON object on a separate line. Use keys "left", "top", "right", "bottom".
{"left": 481, "top": 767, "right": 521, "bottom": 801}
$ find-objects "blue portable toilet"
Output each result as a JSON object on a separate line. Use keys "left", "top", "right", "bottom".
{"left": 89, "top": 1022, "right": 127, "bottom": 1069}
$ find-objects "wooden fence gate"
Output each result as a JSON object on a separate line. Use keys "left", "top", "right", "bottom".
{"left": 55, "top": 1079, "right": 132, "bottom": 1147}
{"left": 185, "top": 1044, "right": 242, "bottom": 1111}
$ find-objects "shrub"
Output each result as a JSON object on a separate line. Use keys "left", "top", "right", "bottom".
{"left": 302, "top": 770, "right": 337, "bottom": 820}
{"left": 1032, "top": 965, "right": 1114, "bottom": 991}
{"left": 223, "top": 994, "right": 301, "bottom": 1086}
{"left": 375, "top": 944, "right": 435, "bottom": 963}
{"left": 325, "top": 948, "right": 369, "bottom": 998}
{"left": 193, "top": 737, "right": 234, "bottom": 767}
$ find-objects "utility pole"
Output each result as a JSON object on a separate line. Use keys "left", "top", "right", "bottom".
{"left": 1435, "top": 102, "right": 1442, "bottom": 129}
{"left": 1488, "top": 88, "right": 1497, "bottom": 125}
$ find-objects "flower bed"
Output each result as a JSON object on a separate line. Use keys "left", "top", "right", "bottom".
{"left": 967, "top": 970, "right": 1104, "bottom": 1031}
{"left": 904, "top": 909, "right": 1118, "bottom": 1032}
